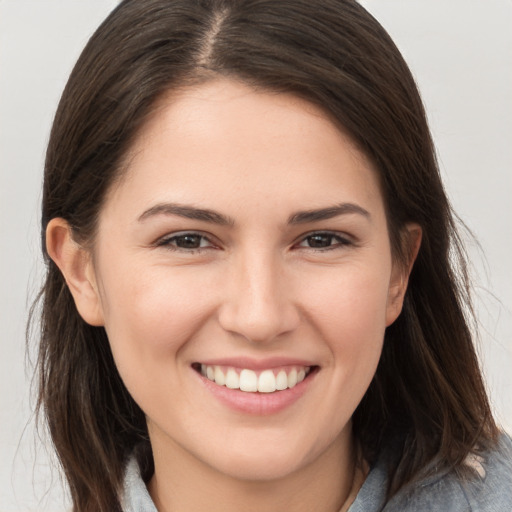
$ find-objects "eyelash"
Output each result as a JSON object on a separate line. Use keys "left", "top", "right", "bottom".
{"left": 295, "top": 232, "right": 353, "bottom": 251}
{"left": 155, "top": 230, "right": 353, "bottom": 253}
{"left": 156, "top": 232, "right": 216, "bottom": 252}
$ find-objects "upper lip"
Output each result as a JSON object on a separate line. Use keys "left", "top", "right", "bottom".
{"left": 194, "top": 357, "right": 317, "bottom": 371}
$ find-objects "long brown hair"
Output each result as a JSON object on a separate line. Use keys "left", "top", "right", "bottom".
{"left": 33, "top": 0, "right": 498, "bottom": 510}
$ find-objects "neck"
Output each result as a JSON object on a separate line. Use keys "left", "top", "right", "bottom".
{"left": 147, "top": 427, "right": 360, "bottom": 512}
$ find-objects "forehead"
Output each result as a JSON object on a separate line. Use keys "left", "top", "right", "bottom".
{"left": 106, "top": 79, "right": 385, "bottom": 223}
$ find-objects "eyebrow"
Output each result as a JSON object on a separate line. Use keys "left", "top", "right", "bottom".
{"left": 287, "top": 203, "right": 371, "bottom": 224}
{"left": 138, "top": 203, "right": 235, "bottom": 226}
{"left": 138, "top": 202, "right": 370, "bottom": 226}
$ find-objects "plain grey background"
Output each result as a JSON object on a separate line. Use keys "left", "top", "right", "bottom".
{"left": 1, "top": 1, "right": 511, "bottom": 510}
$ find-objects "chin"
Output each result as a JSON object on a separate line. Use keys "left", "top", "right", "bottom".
{"left": 215, "top": 452, "right": 307, "bottom": 482}
{"left": 200, "top": 433, "right": 321, "bottom": 482}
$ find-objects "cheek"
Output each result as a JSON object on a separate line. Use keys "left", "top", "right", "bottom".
{"left": 302, "top": 264, "right": 391, "bottom": 344}
{"left": 97, "top": 264, "right": 214, "bottom": 376}
{"left": 299, "top": 263, "right": 390, "bottom": 394}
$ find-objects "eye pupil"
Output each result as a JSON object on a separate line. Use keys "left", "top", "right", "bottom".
{"left": 308, "top": 234, "right": 332, "bottom": 248}
{"left": 176, "top": 235, "right": 202, "bottom": 248}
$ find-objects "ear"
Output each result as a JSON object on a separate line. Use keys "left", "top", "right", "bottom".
{"left": 386, "top": 223, "right": 422, "bottom": 326}
{"left": 46, "top": 218, "right": 104, "bottom": 326}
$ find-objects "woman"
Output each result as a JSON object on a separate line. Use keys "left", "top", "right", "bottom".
{"left": 35, "top": 0, "right": 511, "bottom": 511}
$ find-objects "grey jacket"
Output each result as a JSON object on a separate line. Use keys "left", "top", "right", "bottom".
{"left": 121, "top": 435, "right": 512, "bottom": 511}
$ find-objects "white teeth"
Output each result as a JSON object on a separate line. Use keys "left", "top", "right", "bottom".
{"left": 276, "top": 370, "right": 288, "bottom": 391}
{"left": 288, "top": 368, "right": 298, "bottom": 388}
{"left": 214, "top": 366, "right": 225, "bottom": 386}
{"left": 258, "top": 370, "right": 276, "bottom": 393}
{"left": 199, "top": 364, "right": 312, "bottom": 393}
{"left": 239, "top": 369, "right": 258, "bottom": 392}
{"left": 225, "top": 368, "right": 239, "bottom": 389}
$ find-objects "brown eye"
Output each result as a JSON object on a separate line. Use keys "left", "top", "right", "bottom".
{"left": 157, "top": 232, "right": 214, "bottom": 251}
{"left": 297, "top": 232, "right": 352, "bottom": 250}
{"left": 306, "top": 234, "right": 335, "bottom": 248}
{"left": 173, "top": 234, "right": 203, "bottom": 249}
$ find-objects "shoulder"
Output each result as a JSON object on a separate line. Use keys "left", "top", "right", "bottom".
{"left": 121, "top": 455, "right": 157, "bottom": 512}
{"left": 385, "top": 434, "right": 512, "bottom": 512}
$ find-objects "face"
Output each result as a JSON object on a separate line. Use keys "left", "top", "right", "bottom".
{"left": 75, "top": 79, "right": 411, "bottom": 481}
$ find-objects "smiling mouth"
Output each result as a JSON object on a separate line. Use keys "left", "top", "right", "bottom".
{"left": 192, "top": 363, "right": 317, "bottom": 393}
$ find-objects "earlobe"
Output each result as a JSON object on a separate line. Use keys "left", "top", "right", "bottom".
{"left": 46, "top": 218, "right": 104, "bottom": 326}
{"left": 385, "top": 223, "right": 422, "bottom": 326}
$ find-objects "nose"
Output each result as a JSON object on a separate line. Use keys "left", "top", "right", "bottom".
{"left": 217, "top": 249, "right": 300, "bottom": 344}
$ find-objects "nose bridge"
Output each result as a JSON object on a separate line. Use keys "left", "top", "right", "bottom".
{"left": 218, "top": 245, "right": 299, "bottom": 343}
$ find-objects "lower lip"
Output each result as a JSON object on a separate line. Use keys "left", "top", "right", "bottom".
{"left": 196, "top": 369, "right": 317, "bottom": 415}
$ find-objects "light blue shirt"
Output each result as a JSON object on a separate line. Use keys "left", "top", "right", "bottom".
{"left": 121, "top": 435, "right": 512, "bottom": 511}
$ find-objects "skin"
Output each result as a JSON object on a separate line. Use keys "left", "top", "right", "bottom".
{"left": 47, "top": 79, "right": 421, "bottom": 512}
